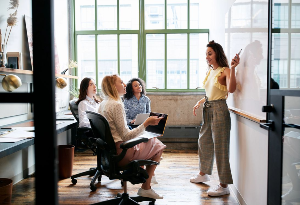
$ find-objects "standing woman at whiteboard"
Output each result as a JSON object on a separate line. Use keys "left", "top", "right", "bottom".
{"left": 190, "top": 40, "right": 240, "bottom": 197}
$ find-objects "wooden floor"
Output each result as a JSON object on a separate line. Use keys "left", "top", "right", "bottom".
{"left": 11, "top": 149, "right": 239, "bottom": 205}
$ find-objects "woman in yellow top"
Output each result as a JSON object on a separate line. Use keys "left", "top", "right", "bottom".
{"left": 190, "top": 40, "right": 240, "bottom": 197}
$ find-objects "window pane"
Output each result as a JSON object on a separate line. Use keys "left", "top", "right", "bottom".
{"left": 273, "top": 0, "right": 289, "bottom": 29}
{"left": 146, "top": 34, "right": 165, "bottom": 89}
{"left": 97, "top": 0, "right": 117, "bottom": 30}
{"left": 290, "top": 33, "right": 300, "bottom": 89}
{"left": 167, "top": 34, "right": 187, "bottom": 89}
{"left": 167, "top": 0, "right": 187, "bottom": 29}
{"left": 98, "top": 35, "right": 118, "bottom": 88}
{"left": 231, "top": 3, "right": 251, "bottom": 28}
{"left": 120, "top": 34, "right": 138, "bottom": 84}
{"left": 190, "top": 0, "right": 199, "bottom": 29}
{"left": 77, "top": 35, "right": 96, "bottom": 82}
{"left": 120, "top": 0, "right": 139, "bottom": 30}
{"left": 271, "top": 33, "right": 288, "bottom": 88}
{"left": 145, "top": 0, "right": 165, "bottom": 29}
{"left": 190, "top": 33, "right": 208, "bottom": 89}
{"left": 252, "top": 1, "right": 268, "bottom": 28}
{"left": 292, "top": 0, "right": 300, "bottom": 28}
{"left": 75, "top": 0, "right": 95, "bottom": 30}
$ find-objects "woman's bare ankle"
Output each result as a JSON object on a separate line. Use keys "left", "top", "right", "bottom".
{"left": 199, "top": 171, "right": 205, "bottom": 176}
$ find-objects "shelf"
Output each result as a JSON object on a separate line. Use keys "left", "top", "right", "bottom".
{"left": 228, "top": 107, "right": 266, "bottom": 124}
{"left": 0, "top": 67, "right": 78, "bottom": 79}
{"left": 55, "top": 73, "right": 78, "bottom": 79}
{"left": 0, "top": 67, "right": 33, "bottom": 74}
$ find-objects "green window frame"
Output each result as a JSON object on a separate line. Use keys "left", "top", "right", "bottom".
{"left": 73, "top": 0, "right": 209, "bottom": 92}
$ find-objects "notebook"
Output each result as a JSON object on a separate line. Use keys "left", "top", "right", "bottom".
{"left": 141, "top": 112, "right": 168, "bottom": 139}
{"left": 133, "top": 113, "right": 150, "bottom": 125}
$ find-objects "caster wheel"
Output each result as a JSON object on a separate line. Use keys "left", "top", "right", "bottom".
{"left": 71, "top": 178, "right": 77, "bottom": 184}
{"left": 117, "top": 193, "right": 122, "bottom": 198}
{"left": 90, "top": 184, "right": 97, "bottom": 192}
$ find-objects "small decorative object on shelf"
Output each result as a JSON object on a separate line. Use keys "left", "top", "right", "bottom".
{"left": 0, "top": 73, "right": 22, "bottom": 92}
{"left": 56, "top": 77, "right": 67, "bottom": 89}
{"left": 61, "top": 59, "right": 78, "bottom": 75}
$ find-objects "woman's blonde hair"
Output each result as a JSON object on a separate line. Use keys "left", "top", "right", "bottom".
{"left": 101, "top": 74, "right": 122, "bottom": 102}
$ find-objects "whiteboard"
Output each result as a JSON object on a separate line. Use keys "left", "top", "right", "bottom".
{"left": 225, "top": 0, "right": 269, "bottom": 120}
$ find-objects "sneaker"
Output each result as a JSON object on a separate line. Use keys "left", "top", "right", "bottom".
{"left": 282, "top": 188, "right": 300, "bottom": 201}
{"left": 190, "top": 174, "right": 210, "bottom": 183}
{"left": 207, "top": 185, "right": 230, "bottom": 196}
{"left": 137, "top": 188, "right": 163, "bottom": 199}
{"left": 151, "top": 175, "right": 158, "bottom": 184}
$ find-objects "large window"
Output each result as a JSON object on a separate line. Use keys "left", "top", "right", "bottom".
{"left": 74, "top": 0, "right": 208, "bottom": 91}
{"left": 272, "top": 1, "right": 300, "bottom": 89}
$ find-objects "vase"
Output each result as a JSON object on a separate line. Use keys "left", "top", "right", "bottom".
{"left": 0, "top": 178, "right": 13, "bottom": 205}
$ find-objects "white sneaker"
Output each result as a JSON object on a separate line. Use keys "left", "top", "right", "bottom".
{"left": 190, "top": 174, "right": 210, "bottom": 183}
{"left": 137, "top": 188, "right": 163, "bottom": 199}
{"left": 151, "top": 175, "right": 158, "bottom": 184}
{"left": 207, "top": 185, "right": 230, "bottom": 196}
{"left": 282, "top": 188, "right": 300, "bottom": 201}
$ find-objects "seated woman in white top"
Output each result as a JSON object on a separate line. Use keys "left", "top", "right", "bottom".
{"left": 76, "top": 78, "right": 100, "bottom": 135}
{"left": 98, "top": 74, "right": 166, "bottom": 200}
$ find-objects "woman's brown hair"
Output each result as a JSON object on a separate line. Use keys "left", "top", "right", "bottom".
{"left": 76, "top": 77, "right": 100, "bottom": 105}
{"left": 207, "top": 40, "right": 229, "bottom": 68}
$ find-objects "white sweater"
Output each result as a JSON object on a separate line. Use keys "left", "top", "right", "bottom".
{"left": 98, "top": 98, "right": 145, "bottom": 143}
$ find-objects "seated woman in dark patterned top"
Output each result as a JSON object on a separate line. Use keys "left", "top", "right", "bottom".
{"left": 124, "top": 78, "right": 151, "bottom": 125}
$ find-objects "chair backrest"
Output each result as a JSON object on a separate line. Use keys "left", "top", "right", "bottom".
{"left": 86, "top": 111, "right": 117, "bottom": 176}
{"left": 69, "top": 100, "right": 79, "bottom": 123}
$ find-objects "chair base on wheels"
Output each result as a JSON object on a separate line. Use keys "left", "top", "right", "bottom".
{"left": 91, "top": 193, "right": 156, "bottom": 205}
{"left": 71, "top": 168, "right": 102, "bottom": 192}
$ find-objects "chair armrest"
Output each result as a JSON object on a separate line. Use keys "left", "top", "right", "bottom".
{"left": 77, "top": 127, "right": 92, "bottom": 132}
{"left": 95, "top": 138, "right": 107, "bottom": 150}
{"left": 120, "top": 137, "right": 149, "bottom": 149}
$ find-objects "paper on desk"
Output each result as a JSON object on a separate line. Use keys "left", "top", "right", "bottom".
{"left": 12, "top": 127, "right": 34, "bottom": 131}
{"left": 1, "top": 130, "right": 35, "bottom": 139}
{"left": 0, "top": 138, "right": 23, "bottom": 143}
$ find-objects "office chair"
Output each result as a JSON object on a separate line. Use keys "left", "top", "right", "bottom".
{"left": 69, "top": 100, "right": 102, "bottom": 191}
{"left": 86, "top": 111, "right": 159, "bottom": 205}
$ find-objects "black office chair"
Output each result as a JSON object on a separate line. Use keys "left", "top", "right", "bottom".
{"left": 86, "top": 111, "right": 158, "bottom": 205}
{"left": 69, "top": 100, "right": 102, "bottom": 191}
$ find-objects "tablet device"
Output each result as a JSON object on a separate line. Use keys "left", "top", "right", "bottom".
{"left": 133, "top": 113, "right": 150, "bottom": 125}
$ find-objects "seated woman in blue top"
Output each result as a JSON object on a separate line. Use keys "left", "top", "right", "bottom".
{"left": 123, "top": 78, "right": 161, "bottom": 184}
{"left": 76, "top": 78, "right": 100, "bottom": 137}
{"left": 124, "top": 78, "right": 151, "bottom": 125}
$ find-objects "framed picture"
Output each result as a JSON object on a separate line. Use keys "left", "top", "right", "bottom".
{"left": 6, "top": 52, "right": 21, "bottom": 69}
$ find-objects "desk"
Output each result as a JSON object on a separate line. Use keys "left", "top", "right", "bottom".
{"left": 0, "top": 119, "right": 77, "bottom": 159}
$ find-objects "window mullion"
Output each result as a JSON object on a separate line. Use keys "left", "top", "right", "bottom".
{"left": 187, "top": 33, "right": 190, "bottom": 89}
{"left": 187, "top": 0, "right": 190, "bottom": 89}
{"left": 117, "top": 0, "right": 120, "bottom": 75}
{"left": 95, "top": 34, "right": 99, "bottom": 89}
{"left": 165, "top": 33, "right": 167, "bottom": 89}
{"left": 165, "top": 0, "right": 167, "bottom": 89}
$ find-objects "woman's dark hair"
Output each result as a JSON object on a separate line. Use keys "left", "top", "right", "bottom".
{"left": 207, "top": 40, "right": 229, "bottom": 68}
{"left": 124, "top": 78, "right": 146, "bottom": 100}
{"left": 76, "top": 77, "right": 100, "bottom": 105}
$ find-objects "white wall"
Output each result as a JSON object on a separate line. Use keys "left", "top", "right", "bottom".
{"left": 230, "top": 114, "right": 268, "bottom": 205}
{"left": 199, "top": 0, "right": 236, "bottom": 45}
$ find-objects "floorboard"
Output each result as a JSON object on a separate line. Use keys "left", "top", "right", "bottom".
{"left": 11, "top": 149, "right": 239, "bottom": 205}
